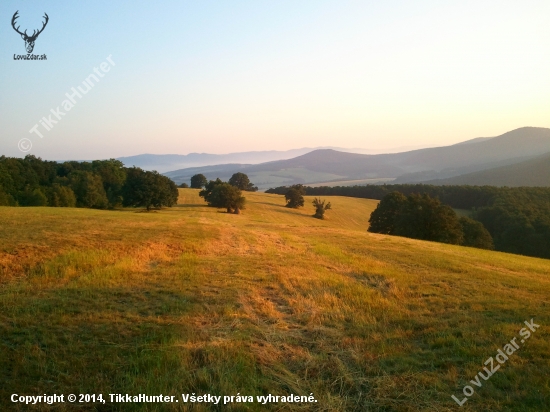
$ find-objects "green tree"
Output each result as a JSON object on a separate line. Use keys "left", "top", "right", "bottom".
{"left": 368, "top": 191, "right": 407, "bottom": 234}
{"left": 69, "top": 171, "right": 109, "bottom": 209}
{"left": 18, "top": 186, "right": 48, "bottom": 206}
{"left": 229, "top": 172, "right": 258, "bottom": 192}
{"left": 459, "top": 216, "right": 494, "bottom": 250}
{"left": 394, "top": 193, "right": 463, "bottom": 245}
{"left": 190, "top": 174, "right": 208, "bottom": 189}
{"left": 122, "top": 168, "right": 178, "bottom": 211}
{"left": 201, "top": 182, "right": 245, "bottom": 213}
{"left": 313, "top": 198, "right": 331, "bottom": 219}
{"left": 0, "top": 163, "right": 16, "bottom": 205}
{"left": 199, "top": 178, "right": 224, "bottom": 200}
{"left": 92, "top": 159, "right": 127, "bottom": 208}
{"left": 0, "top": 188, "right": 15, "bottom": 206}
{"left": 285, "top": 185, "right": 305, "bottom": 208}
{"left": 48, "top": 184, "right": 77, "bottom": 207}
{"left": 179, "top": 183, "right": 189, "bottom": 188}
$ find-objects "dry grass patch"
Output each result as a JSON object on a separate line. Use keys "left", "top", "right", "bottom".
{"left": 0, "top": 190, "right": 549, "bottom": 411}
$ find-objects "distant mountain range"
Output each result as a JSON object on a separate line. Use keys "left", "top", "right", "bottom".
{"left": 116, "top": 146, "right": 420, "bottom": 173}
{"left": 163, "top": 127, "right": 550, "bottom": 189}
{"left": 118, "top": 148, "right": 321, "bottom": 173}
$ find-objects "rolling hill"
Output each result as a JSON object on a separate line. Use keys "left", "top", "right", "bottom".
{"left": 1, "top": 190, "right": 549, "bottom": 411}
{"left": 425, "top": 152, "right": 550, "bottom": 187}
{"left": 117, "top": 146, "right": 379, "bottom": 173}
{"left": 164, "top": 127, "right": 550, "bottom": 188}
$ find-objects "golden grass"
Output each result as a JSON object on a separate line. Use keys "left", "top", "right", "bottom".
{"left": 0, "top": 189, "right": 549, "bottom": 411}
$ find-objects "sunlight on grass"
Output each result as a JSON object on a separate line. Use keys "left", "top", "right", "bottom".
{"left": 0, "top": 189, "right": 548, "bottom": 411}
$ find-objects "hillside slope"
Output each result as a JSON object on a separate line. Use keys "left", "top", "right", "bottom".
{"left": 388, "top": 127, "right": 550, "bottom": 177}
{"left": 1, "top": 191, "right": 549, "bottom": 411}
{"left": 425, "top": 152, "right": 550, "bottom": 187}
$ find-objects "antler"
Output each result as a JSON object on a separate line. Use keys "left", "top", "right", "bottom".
{"left": 11, "top": 11, "right": 27, "bottom": 37}
{"left": 32, "top": 13, "right": 49, "bottom": 38}
{"left": 12, "top": 12, "right": 49, "bottom": 40}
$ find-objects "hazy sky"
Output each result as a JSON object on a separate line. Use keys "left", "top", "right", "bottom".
{"left": 1, "top": 1, "right": 549, "bottom": 159}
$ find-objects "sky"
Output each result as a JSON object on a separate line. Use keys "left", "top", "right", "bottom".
{"left": 1, "top": 0, "right": 549, "bottom": 160}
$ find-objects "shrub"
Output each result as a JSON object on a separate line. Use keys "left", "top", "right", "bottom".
{"left": 313, "top": 198, "right": 331, "bottom": 219}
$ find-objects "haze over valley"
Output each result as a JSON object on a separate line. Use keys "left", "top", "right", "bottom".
{"left": 155, "top": 127, "right": 550, "bottom": 189}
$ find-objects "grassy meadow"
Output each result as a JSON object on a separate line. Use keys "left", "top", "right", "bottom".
{"left": 1, "top": 189, "right": 549, "bottom": 411}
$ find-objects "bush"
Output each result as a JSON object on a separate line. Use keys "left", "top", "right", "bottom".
{"left": 312, "top": 198, "right": 331, "bottom": 219}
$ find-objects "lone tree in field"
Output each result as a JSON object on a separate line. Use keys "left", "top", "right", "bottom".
{"left": 200, "top": 181, "right": 245, "bottom": 213}
{"left": 229, "top": 172, "right": 258, "bottom": 192}
{"left": 285, "top": 184, "right": 305, "bottom": 208}
{"left": 312, "top": 197, "right": 331, "bottom": 219}
{"left": 122, "top": 167, "right": 179, "bottom": 211}
{"left": 190, "top": 174, "right": 208, "bottom": 189}
{"left": 178, "top": 183, "right": 189, "bottom": 188}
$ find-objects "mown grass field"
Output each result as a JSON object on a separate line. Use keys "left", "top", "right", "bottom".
{"left": 1, "top": 189, "right": 549, "bottom": 411}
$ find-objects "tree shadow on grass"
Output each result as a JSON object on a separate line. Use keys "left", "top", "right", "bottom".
{"left": 253, "top": 201, "right": 287, "bottom": 208}
{"left": 174, "top": 204, "right": 209, "bottom": 208}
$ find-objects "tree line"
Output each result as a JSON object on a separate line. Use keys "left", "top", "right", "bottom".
{"left": 267, "top": 184, "right": 550, "bottom": 259}
{"left": 0, "top": 155, "right": 178, "bottom": 210}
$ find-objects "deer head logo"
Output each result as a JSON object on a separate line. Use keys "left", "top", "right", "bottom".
{"left": 11, "top": 11, "right": 49, "bottom": 54}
